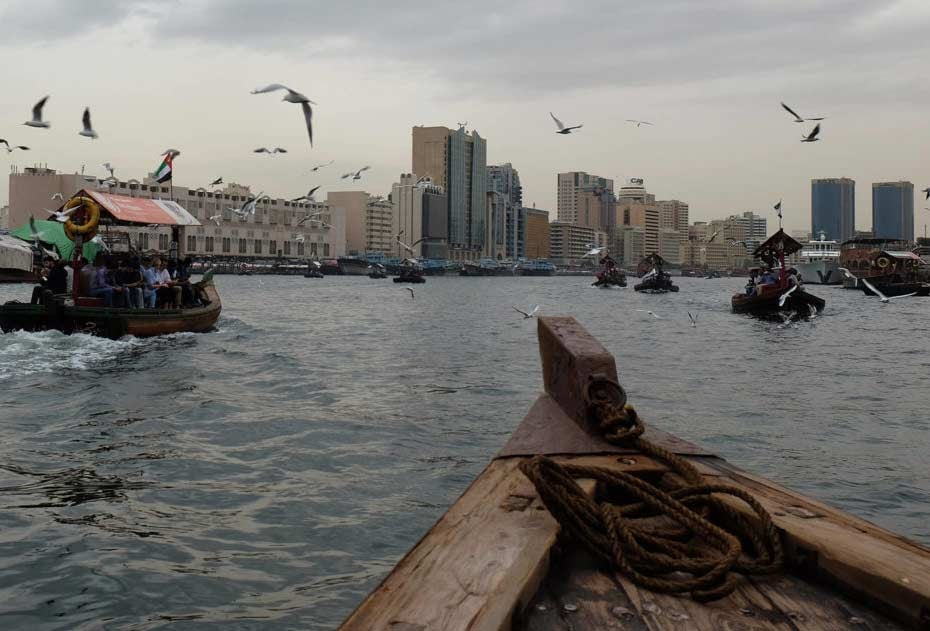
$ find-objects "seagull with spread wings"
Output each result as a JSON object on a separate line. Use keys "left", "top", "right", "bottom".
{"left": 341, "top": 166, "right": 370, "bottom": 180}
{"left": 292, "top": 185, "right": 322, "bottom": 203}
{"left": 625, "top": 119, "right": 653, "bottom": 127}
{"left": 550, "top": 112, "right": 583, "bottom": 134}
{"left": 251, "top": 83, "right": 315, "bottom": 147}
{"left": 512, "top": 305, "right": 539, "bottom": 319}
{"left": 79, "top": 107, "right": 98, "bottom": 139}
{"left": 861, "top": 277, "right": 915, "bottom": 304}
{"left": 254, "top": 147, "right": 287, "bottom": 155}
{"left": 24, "top": 96, "right": 50, "bottom": 128}
{"left": 801, "top": 123, "right": 821, "bottom": 143}
{"left": 0, "top": 139, "right": 29, "bottom": 153}
{"left": 311, "top": 160, "right": 334, "bottom": 172}
{"left": 780, "top": 102, "right": 825, "bottom": 123}
{"left": 45, "top": 204, "right": 82, "bottom": 223}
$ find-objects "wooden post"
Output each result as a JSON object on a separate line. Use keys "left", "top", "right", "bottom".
{"left": 537, "top": 316, "right": 618, "bottom": 431}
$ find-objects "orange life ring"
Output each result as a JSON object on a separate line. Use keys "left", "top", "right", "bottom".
{"left": 63, "top": 197, "right": 100, "bottom": 241}
{"left": 876, "top": 256, "right": 890, "bottom": 269}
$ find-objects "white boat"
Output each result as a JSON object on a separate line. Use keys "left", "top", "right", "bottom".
{"left": 796, "top": 232, "right": 842, "bottom": 284}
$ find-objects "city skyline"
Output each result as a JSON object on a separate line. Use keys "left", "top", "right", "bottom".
{"left": 0, "top": 1, "right": 928, "bottom": 234}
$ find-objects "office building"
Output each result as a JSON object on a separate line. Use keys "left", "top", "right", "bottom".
{"left": 811, "top": 178, "right": 855, "bottom": 242}
{"left": 391, "top": 174, "right": 448, "bottom": 259}
{"left": 8, "top": 166, "right": 345, "bottom": 260}
{"left": 658, "top": 228, "right": 683, "bottom": 265}
{"left": 549, "top": 221, "right": 606, "bottom": 264}
{"left": 657, "top": 200, "right": 689, "bottom": 234}
{"left": 556, "top": 172, "right": 613, "bottom": 224}
{"left": 622, "top": 227, "right": 645, "bottom": 266}
{"left": 487, "top": 163, "right": 523, "bottom": 259}
{"left": 524, "top": 207, "right": 550, "bottom": 259}
{"left": 412, "top": 125, "right": 487, "bottom": 260}
{"left": 872, "top": 181, "right": 914, "bottom": 241}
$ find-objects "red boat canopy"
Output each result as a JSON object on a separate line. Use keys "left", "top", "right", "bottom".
{"left": 73, "top": 189, "right": 201, "bottom": 226}
{"left": 752, "top": 228, "right": 802, "bottom": 266}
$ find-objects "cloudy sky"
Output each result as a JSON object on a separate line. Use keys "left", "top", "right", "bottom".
{"left": 1, "top": 0, "right": 928, "bottom": 233}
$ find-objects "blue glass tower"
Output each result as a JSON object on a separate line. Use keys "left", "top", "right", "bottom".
{"left": 811, "top": 178, "right": 855, "bottom": 241}
{"left": 872, "top": 181, "right": 914, "bottom": 241}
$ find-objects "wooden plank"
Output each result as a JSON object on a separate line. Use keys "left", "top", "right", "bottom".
{"left": 697, "top": 459, "right": 930, "bottom": 628}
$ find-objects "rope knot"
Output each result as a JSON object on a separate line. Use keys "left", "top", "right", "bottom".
{"left": 583, "top": 376, "right": 643, "bottom": 444}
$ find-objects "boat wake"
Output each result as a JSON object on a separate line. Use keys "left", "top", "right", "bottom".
{"left": 0, "top": 330, "right": 194, "bottom": 381}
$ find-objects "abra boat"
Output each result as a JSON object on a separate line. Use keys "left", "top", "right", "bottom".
{"left": 731, "top": 229, "right": 824, "bottom": 319}
{"left": 367, "top": 264, "right": 388, "bottom": 279}
{"left": 340, "top": 317, "right": 930, "bottom": 631}
{"left": 591, "top": 254, "right": 626, "bottom": 288}
{"left": 338, "top": 256, "right": 370, "bottom": 276}
{"left": 0, "top": 190, "right": 221, "bottom": 339}
{"left": 393, "top": 258, "right": 426, "bottom": 284}
{"left": 633, "top": 254, "right": 678, "bottom": 292}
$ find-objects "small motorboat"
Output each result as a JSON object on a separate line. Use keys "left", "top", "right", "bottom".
{"left": 591, "top": 253, "right": 626, "bottom": 288}
{"left": 304, "top": 261, "right": 324, "bottom": 278}
{"left": 393, "top": 258, "right": 426, "bottom": 283}
{"left": 368, "top": 264, "right": 388, "bottom": 279}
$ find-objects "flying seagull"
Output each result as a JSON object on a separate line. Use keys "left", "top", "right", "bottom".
{"left": 457, "top": 121, "right": 468, "bottom": 128}
{"left": 778, "top": 283, "right": 798, "bottom": 307}
{"left": 90, "top": 234, "right": 110, "bottom": 252}
{"left": 229, "top": 192, "right": 266, "bottom": 216}
{"left": 250, "top": 84, "right": 315, "bottom": 147}
{"left": 688, "top": 312, "right": 697, "bottom": 328}
{"left": 297, "top": 211, "right": 324, "bottom": 225}
{"left": 24, "top": 96, "right": 50, "bottom": 128}
{"left": 922, "top": 187, "right": 930, "bottom": 200}
{"left": 254, "top": 147, "right": 287, "bottom": 154}
{"left": 102, "top": 162, "right": 115, "bottom": 178}
{"left": 405, "top": 287, "right": 415, "bottom": 300}
{"left": 550, "top": 112, "right": 582, "bottom": 134}
{"left": 635, "top": 309, "right": 661, "bottom": 319}
{"left": 51, "top": 192, "right": 64, "bottom": 201}
{"left": 310, "top": 160, "right": 334, "bottom": 172}
{"left": 341, "top": 166, "right": 371, "bottom": 180}
{"left": 625, "top": 119, "right": 653, "bottom": 127}
{"left": 780, "top": 102, "right": 825, "bottom": 123}
{"left": 292, "top": 185, "right": 322, "bottom": 203}
{"left": 838, "top": 267, "right": 858, "bottom": 282}
{"left": 512, "top": 305, "right": 539, "bottom": 319}
{"left": 251, "top": 83, "right": 315, "bottom": 104}
{"left": 861, "top": 277, "right": 915, "bottom": 304}
{"left": 0, "top": 139, "right": 29, "bottom": 153}
{"left": 209, "top": 177, "right": 223, "bottom": 187}
{"left": 45, "top": 203, "right": 82, "bottom": 223}
{"left": 801, "top": 123, "right": 821, "bottom": 143}
{"left": 584, "top": 245, "right": 607, "bottom": 257}
{"left": 208, "top": 214, "right": 222, "bottom": 226}
{"left": 79, "top": 107, "right": 98, "bottom": 139}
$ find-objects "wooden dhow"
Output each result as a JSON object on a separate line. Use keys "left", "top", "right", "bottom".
{"left": 340, "top": 317, "right": 930, "bottom": 630}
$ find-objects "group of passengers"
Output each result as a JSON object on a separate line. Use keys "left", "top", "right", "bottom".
{"left": 31, "top": 253, "right": 206, "bottom": 309}
{"left": 745, "top": 267, "right": 801, "bottom": 296}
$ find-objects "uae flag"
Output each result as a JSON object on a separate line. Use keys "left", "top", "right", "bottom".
{"left": 154, "top": 153, "right": 173, "bottom": 183}
{"left": 774, "top": 200, "right": 782, "bottom": 217}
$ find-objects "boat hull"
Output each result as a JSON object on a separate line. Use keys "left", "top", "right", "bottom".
{"left": 860, "top": 281, "right": 930, "bottom": 297}
{"left": 634, "top": 279, "right": 678, "bottom": 293}
{"left": 797, "top": 260, "right": 843, "bottom": 285}
{"left": 393, "top": 275, "right": 425, "bottom": 284}
{"left": 731, "top": 287, "right": 825, "bottom": 319}
{"left": 338, "top": 258, "right": 370, "bottom": 275}
{"left": 0, "top": 285, "right": 221, "bottom": 339}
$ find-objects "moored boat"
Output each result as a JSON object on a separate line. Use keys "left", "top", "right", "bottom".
{"left": 339, "top": 317, "right": 930, "bottom": 631}
{"left": 517, "top": 260, "right": 556, "bottom": 276}
{"left": 338, "top": 256, "right": 370, "bottom": 275}
{"left": 633, "top": 253, "right": 678, "bottom": 292}
{"left": 796, "top": 231, "right": 842, "bottom": 284}
{"left": 367, "top": 263, "right": 388, "bottom": 279}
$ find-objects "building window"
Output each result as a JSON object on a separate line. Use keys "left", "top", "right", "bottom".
{"left": 254, "top": 240, "right": 262, "bottom": 254}
{"left": 283, "top": 241, "right": 291, "bottom": 255}
{"left": 222, "top": 237, "right": 231, "bottom": 253}
{"left": 310, "top": 242, "right": 318, "bottom": 255}
{"left": 269, "top": 240, "right": 277, "bottom": 255}
{"left": 323, "top": 243, "right": 330, "bottom": 257}
{"left": 186, "top": 235, "right": 196, "bottom": 251}
{"left": 159, "top": 234, "right": 169, "bottom": 250}
{"left": 238, "top": 238, "right": 247, "bottom": 254}
{"left": 297, "top": 242, "right": 305, "bottom": 255}
{"left": 141, "top": 233, "right": 149, "bottom": 250}
{"left": 205, "top": 236, "right": 214, "bottom": 253}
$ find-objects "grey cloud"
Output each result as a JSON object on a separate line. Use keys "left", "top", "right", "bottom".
{"left": 3, "top": 0, "right": 929, "bottom": 97}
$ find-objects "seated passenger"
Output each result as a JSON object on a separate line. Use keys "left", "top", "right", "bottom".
{"left": 91, "top": 255, "right": 116, "bottom": 307}
{"left": 154, "top": 258, "right": 176, "bottom": 308}
{"left": 118, "top": 258, "right": 144, "bottom": 309}
{"left": 140, "top": 257, "right": 158, "bottom": 308}
{"left": 78, "top": 257, "right": 94, "bottom": 297}
{"left": 47, "top": 259, "right": 68, "bottom": 294}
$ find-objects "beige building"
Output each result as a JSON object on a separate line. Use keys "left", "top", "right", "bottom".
{"left": 391, "top": 174, "right": 448, "bottom": 259}
{"left": 524, "top": 208, "right": 550, "bottom": 259}
{"left": 549, "top": 221, "right": 606, "bottom": 264}
{"left": 8, "top": 166, "right": 346, "bottom": 260}
{"left": 366, "top": 197, "right": 394, "bottom": 255}
{"left": 327, "top": 191, "right": 396, "bottom": 256}
{"left": 411, "top": 126, "right": 452, "bottom": 191}
{"left": 556, "top": 172, "right": 613, "bottom": 224}
{"left": 0, "top": 205, "right": 8, "bottom": 230}
{"left": 622, "top": 227, "right": 645, "bottom": 266}
{"left": 658, "top": 228, "right": 683, "bottom": 265}
{"left": 658, "top": 199, "right": 689, "bottom": 233}
{"left": 679, "top": 241, "right": 751, "bottom": 271}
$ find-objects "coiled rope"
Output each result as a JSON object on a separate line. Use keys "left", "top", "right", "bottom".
{"left": 519, "top": 376, "right": 783, "bottom": 602}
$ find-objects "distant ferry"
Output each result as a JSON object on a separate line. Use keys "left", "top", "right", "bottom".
{"left": 797, "top": 233, "right": 842, "bottom": 284}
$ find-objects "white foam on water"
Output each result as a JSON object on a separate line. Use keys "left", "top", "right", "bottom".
{"left": 0, "top": 330, "right": 149, "bottom": 380}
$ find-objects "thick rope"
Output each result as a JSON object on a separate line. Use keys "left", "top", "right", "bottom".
{"left": 519, "top": 377, "right": 783, "bottom": 602}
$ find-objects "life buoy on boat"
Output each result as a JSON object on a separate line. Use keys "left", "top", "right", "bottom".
{"left": 63, "top": 197, "right": 100, "bottom": 241}
{"left": 876, "top": 256, "right": 891, "bottom": 269}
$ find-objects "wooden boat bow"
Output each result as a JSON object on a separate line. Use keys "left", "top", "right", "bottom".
{"left": 339, "top": 317, "right": 930, "bottom": 631}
